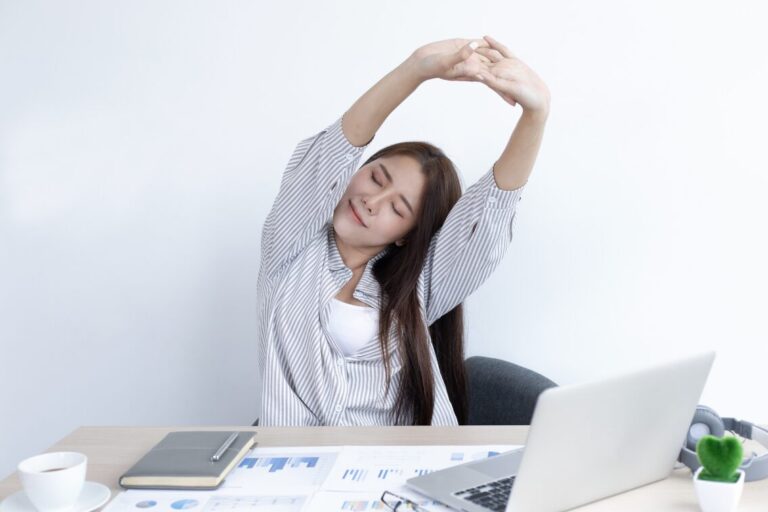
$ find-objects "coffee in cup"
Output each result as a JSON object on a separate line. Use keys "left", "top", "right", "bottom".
{"left": 17, "top": 451, "right": 87, "bottom": 512}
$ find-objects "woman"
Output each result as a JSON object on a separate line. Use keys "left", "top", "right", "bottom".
{"left": 256, "top": 35, "right": 550, "bottom": 426}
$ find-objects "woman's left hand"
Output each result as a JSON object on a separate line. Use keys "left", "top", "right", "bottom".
{"left": 408, "top": 38, "right": 493, "bottom": 83}
{"left": 473, "top": 35, "right": 551, "bottom": 115}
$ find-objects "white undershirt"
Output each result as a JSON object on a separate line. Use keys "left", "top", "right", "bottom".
{"left": 325, "top": 297, "right": 379, "bottom": 357}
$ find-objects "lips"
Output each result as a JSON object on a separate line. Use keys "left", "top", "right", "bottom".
{"left": 349, "top": 200, "right": 367, "bottom": 227}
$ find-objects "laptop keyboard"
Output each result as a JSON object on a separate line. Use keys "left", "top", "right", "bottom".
{"left": 453, "top": 475, "right": 515, "bottom": 511}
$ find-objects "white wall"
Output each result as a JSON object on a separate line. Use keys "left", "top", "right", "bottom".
{"left": 1, "top": 0, "right": 766, "bottom": 479}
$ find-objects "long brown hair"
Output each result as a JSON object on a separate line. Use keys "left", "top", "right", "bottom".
{"left": 364, "top": 142, "right": 467, "bottom": 425}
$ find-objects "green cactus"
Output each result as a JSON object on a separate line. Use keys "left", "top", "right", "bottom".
{"left": 695, "top": 434, "right": 743, "bottom": 483}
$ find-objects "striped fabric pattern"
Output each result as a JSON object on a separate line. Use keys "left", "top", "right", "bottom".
{"left": 255, "top": 113, "right": 525, "bottom": 426}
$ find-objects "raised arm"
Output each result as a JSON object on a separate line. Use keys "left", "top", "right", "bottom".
{"left": 422, "top": 35, "right": 551, "bottom": 325}
{"left": 474, "top": 35, "right": 551, "bottom": 190}
{"left": 340, "top": 61, "right": 422, "bottom": 147}
{"left": 261, "top": 38, "right": 493, "bottom": 277}
{"left": 342, "top": 37, "right": 495, "bottom": 147}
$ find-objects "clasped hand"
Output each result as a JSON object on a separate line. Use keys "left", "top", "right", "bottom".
{"left": 410, "top": 35, "right": 551, "bottom": 115}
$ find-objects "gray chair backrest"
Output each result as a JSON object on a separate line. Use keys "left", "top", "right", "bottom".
{"left": 465, "top": 356, "right": 558, "bottom": 425}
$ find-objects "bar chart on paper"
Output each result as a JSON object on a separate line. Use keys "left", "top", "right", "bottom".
{"left": 340, "top": 467, "right": 431, "bottom": 482}
{"left": 451, "top": 450, "right": 501, "bottom": 461}
{"left": 221, "top": 446, "right": 341, "bottom": 491}
{"left": 323, "top": 445, "right": 521, "bottom": 492}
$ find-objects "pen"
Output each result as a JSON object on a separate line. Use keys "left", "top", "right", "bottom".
{"left": 211, "top": 432, "right": 238, "bottom": 462}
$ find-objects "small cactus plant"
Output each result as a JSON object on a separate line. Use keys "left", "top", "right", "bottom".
{"left": 695, "top": 434, "right": 743, "bottom": 483}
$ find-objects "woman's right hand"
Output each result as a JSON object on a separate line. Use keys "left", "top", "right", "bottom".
{"left": 408, "top": 38, "right": 492, "bottom": 83}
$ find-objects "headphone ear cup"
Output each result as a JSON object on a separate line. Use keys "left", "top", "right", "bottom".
{"left": 686, "top": 405, "right": 726, "bottom": 451}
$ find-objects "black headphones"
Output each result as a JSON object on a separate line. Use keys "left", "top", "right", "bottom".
{"left": 678, "top": 404, "right": 768, "bottom": 482}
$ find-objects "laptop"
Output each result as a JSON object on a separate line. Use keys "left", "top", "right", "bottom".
{"left": 406, "top": 350, "right": 716, "bottom": 512}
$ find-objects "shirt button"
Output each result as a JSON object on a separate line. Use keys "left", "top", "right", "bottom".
{"left": 345, "top": 153, "right": 355, "bottom": 162}
{"left": 336, "top": 359, "right": 344, "bottom": 366}
{"left": 335, "top": 405, "right": 343, "bottom": 412}
{"left": 488, "top": 196, "right": 497, "bottom": 204}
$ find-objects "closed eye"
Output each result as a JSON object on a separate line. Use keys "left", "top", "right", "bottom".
{"left": 372, "top": 171, "right": 403, "bottom": 217}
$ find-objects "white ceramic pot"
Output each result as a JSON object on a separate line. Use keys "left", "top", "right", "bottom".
{"left": 692, "top": 466, "right": 745, "bottom": 512}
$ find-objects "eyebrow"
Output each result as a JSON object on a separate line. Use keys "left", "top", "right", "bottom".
{"left": 379, "top": 163, "right": 415, "bottom": 215}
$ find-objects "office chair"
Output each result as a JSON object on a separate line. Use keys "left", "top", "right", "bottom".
{"left": 465, "top": 355, "right": 558, "bottom": 425}
{"left": 251, "top": 356, "right": 557, "bottom": 426}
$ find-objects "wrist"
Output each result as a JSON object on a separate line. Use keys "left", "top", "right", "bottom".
{"left": 521, "top": 106, "right": 550, "bottom": 123}
{"left": 523, "top": 92, "right": 551, "bottom": 121}
{"left": 400, "top": 53, "right": 429, "bottom": 85}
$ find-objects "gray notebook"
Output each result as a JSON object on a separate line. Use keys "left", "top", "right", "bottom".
{"left": 119, "top": 431, "right": 257, "bottom": 490}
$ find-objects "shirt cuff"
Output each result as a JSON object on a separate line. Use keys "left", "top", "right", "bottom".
{"left": 480, "top": 163, "right": 526, "bottom": 209}
{"left": 322, "top": 112, "right": 376, "bottom": 161}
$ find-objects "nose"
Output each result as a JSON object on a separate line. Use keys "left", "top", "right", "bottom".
{"left": 362, "top": 190, "right": 390, "bottom": 214}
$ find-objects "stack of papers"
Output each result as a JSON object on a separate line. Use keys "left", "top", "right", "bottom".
{"left": 103, "top": 443, "right": 522, "bottom": 511}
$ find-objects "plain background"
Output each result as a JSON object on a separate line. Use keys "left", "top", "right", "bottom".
{"left": 1, "top": 0, "right": 766, "bottom": 479}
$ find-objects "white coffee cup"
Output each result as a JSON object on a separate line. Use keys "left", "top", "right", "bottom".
{"left": 17, "top": 452, "right": 87, "bottom": 512}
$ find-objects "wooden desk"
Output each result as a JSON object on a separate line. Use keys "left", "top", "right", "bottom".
{"left": 2, "top": 426, "right": 767, "bottom": 510}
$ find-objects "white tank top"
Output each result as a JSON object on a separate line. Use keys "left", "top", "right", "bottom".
{"left": 325, "top": 297, "right": 379, "bottom": 357}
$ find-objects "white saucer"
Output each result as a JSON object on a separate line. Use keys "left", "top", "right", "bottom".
{"left": 0, "top": 481, "right": 111, "bottom": 512}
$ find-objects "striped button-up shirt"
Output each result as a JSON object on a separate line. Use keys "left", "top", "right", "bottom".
{"left": 255, "top": 113, "right": 525, "bottom": 426}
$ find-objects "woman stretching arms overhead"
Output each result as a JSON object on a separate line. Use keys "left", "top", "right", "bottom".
{"left": 255, "top": 35, "right": 550, "bottom": 426}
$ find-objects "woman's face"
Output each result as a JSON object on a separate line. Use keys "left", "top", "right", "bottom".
{"left": 333, "top": 154, "right": 427, "bottom": 249}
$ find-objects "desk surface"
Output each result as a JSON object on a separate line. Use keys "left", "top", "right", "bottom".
{"left": 1, "top": 426, "right": 767, "bottom": 511}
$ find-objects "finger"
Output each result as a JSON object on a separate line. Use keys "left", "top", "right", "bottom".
{"left": 502, "top": 94, "right": 517, "bottom": 107}
{"left": 448, "top": 39, "right": 484, "bottom": 69}
{"left": 461, "top": 50, "right": 491, "bottom": 65}
{"left": 460, "top": 37, "right": 490, "bottom": 50}
{"left": 461, "top": 57, "right": 496, "bottom": 80}
{"left": 494, "top": 88, "right": 517, "bottom": 106}
{"left": 474, "top": 47, "right": 505, "bottom": 63}
{"left": 499, "top": 90, "right": 517, "bottom": 106}
{"left": 454, "top": 68, "right": 487, "bottom": 82}
{"left": 482, "top": 35, "right": 515, "bottom": 59}
{"left": 476, "top": 69, "right": 502, "bottom": 87}
{"left": 477, "top": 70, "right": 521, "bottom": 102}
{"left": 477, "top": 73, "right": 517, "bottom": 107}
{"left": 490, "top": 66, "right": 522, "bottom": 82}
{"left": 473, "top": 53, "right": 492, "bottom": 65}
{"left": 453, "top": 59, "right": 488, "bottom": 81}
{"left": 450, "top": 48, "right": 493, "bottom": 79}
